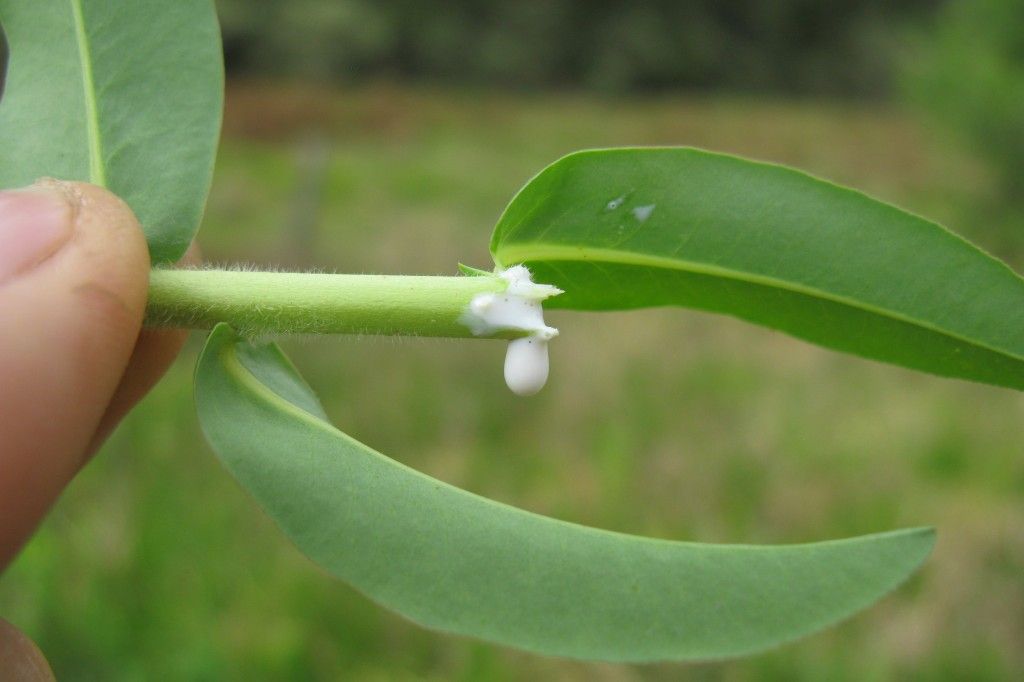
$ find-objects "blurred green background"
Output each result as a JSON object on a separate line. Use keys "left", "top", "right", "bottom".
{"left": 2, "top": 0, "right": 1024, "bottom": 679}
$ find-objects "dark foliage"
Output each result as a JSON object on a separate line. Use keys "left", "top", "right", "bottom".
{"left": 217, "top": 0, "right": 943, "bottom": 96}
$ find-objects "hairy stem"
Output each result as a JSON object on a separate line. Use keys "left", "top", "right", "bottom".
{"left": 145, "top": 268, "right": 514, "bottom": 338}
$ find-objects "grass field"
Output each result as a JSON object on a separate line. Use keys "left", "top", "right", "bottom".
{"left": 2, "top": 84, "right": 1022, "bottom": 680}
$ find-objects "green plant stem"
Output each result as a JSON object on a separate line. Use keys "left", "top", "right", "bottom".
{"left": 145, "top": 268, "right": 512, "bottom": 338}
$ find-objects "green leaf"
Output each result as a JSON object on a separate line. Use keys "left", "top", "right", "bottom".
{"left": 457, "top": 262, "right": 495, "bottom": 277}
{"left": 195, "top": 323, "right": 934, "bottom": 662}
{"left": 491, "top": 148, "right": 1024, "bottom": 391}
{"left": 0, "top": 0, "right": 222, "bottom": 263}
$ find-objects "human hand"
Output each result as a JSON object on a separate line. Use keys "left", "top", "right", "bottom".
{"left": 0, "top": 181, "right": 192, "bottom": 678}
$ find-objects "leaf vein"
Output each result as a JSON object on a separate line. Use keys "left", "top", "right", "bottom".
{"left": 69, "top": 0, "right": 106, "bottom": 186}
{"left": 497, "top": 242, "right": 1024, "bottom": 365}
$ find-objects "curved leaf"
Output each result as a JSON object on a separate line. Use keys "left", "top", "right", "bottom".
{"left": 195, "top": 324, "right": 934, "bottom": 662}
{"left": 0, "top": 0, "right": 222, "bottom": 263}
{"left": 491, "top": 148, "right": 1024, "bottom": 390}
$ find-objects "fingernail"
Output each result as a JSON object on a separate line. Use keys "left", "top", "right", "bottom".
{"left": 0, "top": 183, "right": 74, "bottom": 282}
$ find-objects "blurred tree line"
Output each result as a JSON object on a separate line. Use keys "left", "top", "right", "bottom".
{"left": 3, "top": 1, "right": 1021, "bottom": 214}
{"left": 216, "top": 0, "right": 942, "bottom": 96}
{"left": 905, "top": 0, "right": 1024, "bottom": 201}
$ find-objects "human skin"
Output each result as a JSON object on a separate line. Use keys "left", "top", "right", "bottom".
{"left": 0, "top": 180, "right": 195, "bottom": 679}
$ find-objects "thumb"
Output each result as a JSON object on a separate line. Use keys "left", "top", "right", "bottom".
{"left": 0, "top": 180, "right": 149, "bottom": 567}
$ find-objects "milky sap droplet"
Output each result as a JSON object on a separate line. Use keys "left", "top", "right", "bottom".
{"left": 504, "top": 337, "right": 549, "bottom": 396}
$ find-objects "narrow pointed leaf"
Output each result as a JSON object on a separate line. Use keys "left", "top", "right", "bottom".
{"left": 0, "top": 0, "right": 222, "bottom": 263}
{"left": 491, "top": 148, "right": 1024, "bottom": 390}
{"left": 195, "top": 324, "right": 935, "bottom": 662}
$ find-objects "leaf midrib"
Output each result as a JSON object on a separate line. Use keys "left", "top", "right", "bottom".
{"left": 69, "top": 0, "right": 105, "bottom": 186}
{"left": 495, "top": 242, "right": 1024, "bottom": 365}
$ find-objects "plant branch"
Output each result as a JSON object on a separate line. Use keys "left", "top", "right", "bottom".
{"left": 145, "top": 268, "right": 517, "bottom": 338}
